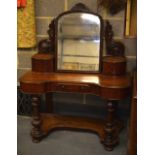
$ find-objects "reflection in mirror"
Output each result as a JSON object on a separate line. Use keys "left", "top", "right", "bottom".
{"left": 57, "top": 13, "right": 101, "bottom": 72}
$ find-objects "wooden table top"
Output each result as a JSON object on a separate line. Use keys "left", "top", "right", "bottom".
{"left": 20, "top": 71, "right": 131, "bottom": 89}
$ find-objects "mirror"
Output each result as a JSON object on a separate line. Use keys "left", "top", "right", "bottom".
{"left": 56, "top": 12, "right": 102, "bottom": 72}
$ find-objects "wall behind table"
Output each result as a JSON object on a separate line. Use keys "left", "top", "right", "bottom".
{"left": 17, "top": 0, "right": 136, "bottom": 117}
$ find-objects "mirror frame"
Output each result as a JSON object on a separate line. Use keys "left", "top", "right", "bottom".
{"left": 54, "top": 3, "right": 104, "bottom": 73}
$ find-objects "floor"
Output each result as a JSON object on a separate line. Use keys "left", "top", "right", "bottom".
{"left": 17, "top": 116, "right": 128, "bottom": 155}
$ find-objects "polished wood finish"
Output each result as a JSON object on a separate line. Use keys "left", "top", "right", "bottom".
{"left": 31, "top": 95, "right": 43, "bottom": 143}
{"left": 104, "top": 100, "right": 120, "bottom": 151}
{"left": 128, "top": 71, "right": 137, "bottom": 155}
{"left": 20, "top": 71, "right": 130, "bottom": 100}
{"left": 32, "top": 54, "right": 54, "bottom": 72}
{"left": 102, "top": 56, "right": 126, "bottom": 75}
{"left": 40, "top": 113, "right": 106, "bottom": 142}
{"left": 30, "top": 106, "right": 123, "bottom": 148}
{"left": 20, "top": 68, "right": 131, "bottom": 151}
{"left": 19, "top": 3, "right": 131, "bottom": 152}
{"left": 20, "top": 69, "right": 130, "bottom": 151}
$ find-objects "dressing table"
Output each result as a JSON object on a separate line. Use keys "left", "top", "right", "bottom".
{"left": 20, "top": 3, "right": 131, "bottom": 151}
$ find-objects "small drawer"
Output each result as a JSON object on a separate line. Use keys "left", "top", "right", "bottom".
{"left": 53, "top": 83, "right": 91, "bottom": 93}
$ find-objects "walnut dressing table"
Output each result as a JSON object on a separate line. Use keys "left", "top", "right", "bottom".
{"left": 19, "top": 3, "right": 131, "bottom": 151}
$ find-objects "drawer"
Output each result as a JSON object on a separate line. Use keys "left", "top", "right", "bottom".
{"left": 52, "top": 83, "right": 91, "bottom": 93}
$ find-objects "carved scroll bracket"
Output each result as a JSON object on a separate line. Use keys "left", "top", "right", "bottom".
{"left": 38, "top": 18, "right": 56, "bottom": 53}
{"left": 105, "top": 20, "right": 125, "bottom": 56}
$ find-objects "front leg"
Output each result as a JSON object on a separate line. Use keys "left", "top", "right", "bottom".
{"left": 103, "top": 100, "right": 119, "bottom": 151}
{"left": 31, "top": 95, "right": 43, "bottom": 143}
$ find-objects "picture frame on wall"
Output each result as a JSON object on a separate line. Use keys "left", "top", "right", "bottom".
{"left": 125, "top": 0, "right": 137, "bottom": 37}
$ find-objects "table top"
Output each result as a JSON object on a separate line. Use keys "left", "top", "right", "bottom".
{"left": 20, "top": 71, "right": 131, "bottom": 89}
{"left": 19, "top": 71, "right": 131, "bottom": 99}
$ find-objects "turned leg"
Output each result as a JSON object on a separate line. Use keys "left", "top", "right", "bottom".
{"left": 31, "top": 95, "right": 43, "bottom": 143}
{"left": 103, "top": 100, "right": 119, "bottom": 151}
